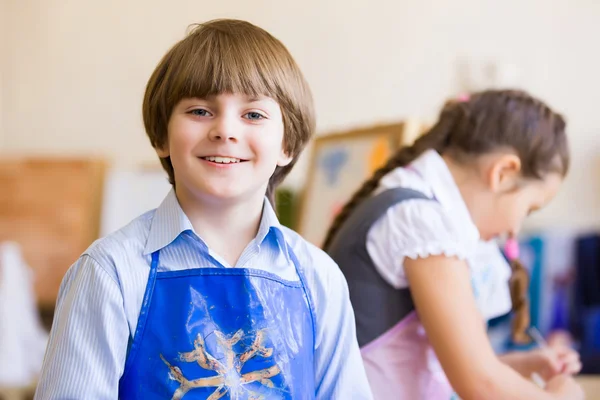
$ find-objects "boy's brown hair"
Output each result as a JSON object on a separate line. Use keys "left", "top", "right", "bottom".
{"left": 143, "top": 19, "right": 315, "bottom": 204}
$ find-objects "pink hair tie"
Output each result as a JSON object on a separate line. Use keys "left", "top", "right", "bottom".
{"left": 456, "top": 93, "right": 470, "bottom": 102}
{"left": 504, "top": 238, "right": 520, "bottom": 260}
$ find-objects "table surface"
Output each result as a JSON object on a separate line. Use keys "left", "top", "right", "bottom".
{"left": 0, "top": 375, "right": 598, "bottom": 399}
{"left": 576, "top": 375, "right": 600, "bottom": 399}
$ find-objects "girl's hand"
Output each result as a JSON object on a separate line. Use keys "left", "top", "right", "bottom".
{"left": 548, "top": 345, "right": 582, "bottom": 376}
{"left": 500, "top": 346, "right": 581, "bottom": 381}
{"left": 524, "top": 346, "right": 581, "bottom": 380}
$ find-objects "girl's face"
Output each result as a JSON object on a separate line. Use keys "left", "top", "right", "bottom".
{"left": 477, "top": 173, "right": 563, "bottom": 241}
{"left": 456, "top": 152, "right": 564, "bottom": 241}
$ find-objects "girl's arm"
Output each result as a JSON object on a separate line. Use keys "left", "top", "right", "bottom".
{"left": 404, "top": 255, "right": 583, "bottom": 400}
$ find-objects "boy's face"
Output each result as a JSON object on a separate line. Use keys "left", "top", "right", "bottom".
{"left": 158, "top": 93, "right": 291, "bottom": 205}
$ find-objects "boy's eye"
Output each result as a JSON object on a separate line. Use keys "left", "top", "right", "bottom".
{"left": 190, "top": 109, "right": 211, "bottom": 117}
{"left": 244, "top": 112, "right": 265, "bottom": 120}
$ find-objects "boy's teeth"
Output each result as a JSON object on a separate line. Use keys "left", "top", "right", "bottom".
{"left": 204, "top": 156, "right": 241, "bottom": 164}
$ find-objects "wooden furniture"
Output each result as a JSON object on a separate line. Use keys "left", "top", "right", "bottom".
{"left": 577, "top": 375, "right": 600, "bottom": 399}
{"left": 0, "top": 380, "right": 35, "bottom": 400}
{"left": 0, "top": 158, "right": 106, "bottom": 309}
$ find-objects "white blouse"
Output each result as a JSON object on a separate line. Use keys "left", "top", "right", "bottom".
{"left": 366, "top": 149, "right": 512, "bottom": 320}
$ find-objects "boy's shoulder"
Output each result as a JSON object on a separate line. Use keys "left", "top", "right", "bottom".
{"left": 279, "top": 226, "right": 331, "bottom": 263}
{"left": 278, "top": 226, "right": 352, "bottom": 317}
{"left": 279, "top": 226, "right": 345, "bottom": 284}
{"left": 82, "top": 209, "right": 157, "bottom": 272}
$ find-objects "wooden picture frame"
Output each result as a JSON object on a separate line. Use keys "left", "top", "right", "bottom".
{"left": 297, "top": 122, "right": 409, "bottom": 247}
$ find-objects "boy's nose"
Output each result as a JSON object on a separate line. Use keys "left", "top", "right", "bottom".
{"left": 208, "top": 117, "right": 239, "bottom": 142}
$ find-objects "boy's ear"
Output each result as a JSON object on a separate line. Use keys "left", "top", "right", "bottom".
{"left": 155, "top": 143, "right": 170, "bottom": 158}
{"left": 487, "top": 153, "right": 522, "bottom": 193}
{"left": 277, "top": 148, "right": 293, "bottom": 167}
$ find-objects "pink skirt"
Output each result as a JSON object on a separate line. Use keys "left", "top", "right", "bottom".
{"left": 361, "top": 311, "right": 455, "bottom": 399}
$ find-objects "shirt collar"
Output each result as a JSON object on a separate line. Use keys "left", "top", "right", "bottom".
{"left": 256, "top": 197, "right": 287, "bottom": 247}
{"left": 144, "top": 189, "right": 287, "bottom": 255}
{"left": 411, "top": 150, "right": 480, "bottom": 242}
{"left": 144, "top": 189, "right": 195, "bottom": 255}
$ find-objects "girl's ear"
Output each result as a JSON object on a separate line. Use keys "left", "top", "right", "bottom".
{"left": 487, "top": 153, "right": 522, "bottom": 193}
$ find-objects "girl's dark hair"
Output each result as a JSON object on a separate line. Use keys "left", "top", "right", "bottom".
{"left": 322, "top": 89, "right": 569, "bottom": 250}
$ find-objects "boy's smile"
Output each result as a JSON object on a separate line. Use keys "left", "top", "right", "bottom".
{"left": 199, "top": 156, "right": 247, "bottom": 165}
{"left": 158, "top": 93, "right": 292, "bottom": 204}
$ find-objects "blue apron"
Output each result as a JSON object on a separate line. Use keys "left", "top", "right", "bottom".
{"left": 119, "top": 245, "right": 316, "bottom": 399}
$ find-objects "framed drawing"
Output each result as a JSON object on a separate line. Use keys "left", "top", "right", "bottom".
{"left": 297, "top": 122, "right": 411, "bottom": 247}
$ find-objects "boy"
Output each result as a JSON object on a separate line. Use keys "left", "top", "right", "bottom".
{"left": 35, "top": 19, "right": 372, "bottom": 399}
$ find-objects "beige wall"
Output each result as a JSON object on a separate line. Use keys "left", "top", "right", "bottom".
{"left": 0, "top": 0, "right": 6, "bottom": 150}
{"left": 2, "top": 0, "right": 600, "bottom": 231}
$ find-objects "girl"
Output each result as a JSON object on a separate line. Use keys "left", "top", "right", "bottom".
{"left": 324, "top": 90, "right": 582, "bottom": 399}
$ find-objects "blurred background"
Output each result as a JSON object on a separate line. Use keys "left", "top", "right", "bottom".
{"left": 1, "top": 0, "right": 600, "bottom": 398}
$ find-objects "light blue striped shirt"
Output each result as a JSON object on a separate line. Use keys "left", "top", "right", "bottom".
{"left": 34, "top": 190, "right": 373, "bottom": 400}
